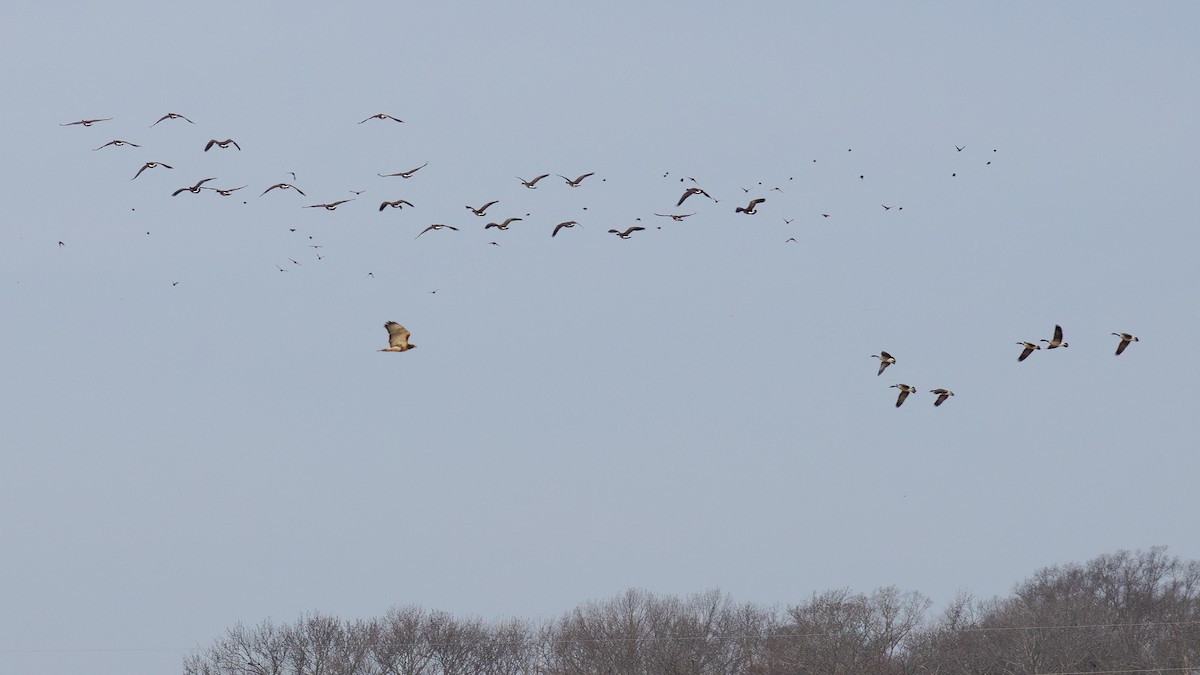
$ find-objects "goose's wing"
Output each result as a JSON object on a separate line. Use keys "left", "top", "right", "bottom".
{"left": 896, "top": 389, "right": 910, "bottom": 407}
{"left": 204, "top": 140, "right": 216, "bottom": 151}
{"left": 1053, "top": 324, "right": 1064, "bottom": 343}
{"left": 1115, "top": 339, "right": 1129, "bottom": 355}
{"left": 385, "top": 322, "right": 411, "bottom": 349}
{"left": 1018, "top": 345, "right": 1034, "bottom": 361}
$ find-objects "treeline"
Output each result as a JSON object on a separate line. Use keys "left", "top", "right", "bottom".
{"left": 184, "top": 547, "right": 1200, "bottom": 675}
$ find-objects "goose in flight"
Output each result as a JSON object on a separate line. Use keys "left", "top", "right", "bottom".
{"left": 871, "top": 351, "right": 895, "bottom": 376}
{"left": 416, "top": 223, "right": 459, "bottom": 238}
{"left": 379, "top": 321, "right": 416, "bottom": 352}
{"left": 1016, "top": 341, "right": 1041, "bottom": 362}
{"left": 517, "top": 174, "right": 550, "bottom": 189}
{"left": 484, "top": 217, "right": 523, "bottom": 230}
{"left": 360, "top": 113, "right": 404, "bottom": 124}
{"left": 653, "top": 213, "right": 695, "bottom": 221}
{"left": 1040, "top": 324, "right": 1069, "bottom": 349}
{"left": 1112, "top": 332, "right": 1139, "bottom": 355}
{"left": 735, "top": 198, "right": 766, "bottom": 214}
{"left": 891, "top": 384, "right": 917, "bottom": 408}
{"left": 261, "top": 183, "right": 306, "bottom": 197}
{"left": 203, "top": 185, "right": 247, "bottom": 196}
{"left": 93, "top": 139, "right": 140, "bottom": 150}
{"left": 558, "top": 172, "right": 594, "bottom": 187}
{"left": 552, "top": 220, "right": 579, "bottom": 237}
{"left": 171, "top": 177, "right": 217, "bottom": 196}
{"left": 676, "top": 187, "right": 713, "bottom": 207}
{"left": 151, "top": 112, "right": 194, "bottom": 126}
{"left": 132, "top": 161, "right": 173, "bottom": 180}
{"left": 466, "top": 200, "right": 498, "bottom": 216}
{"left": 930, "top": 389, "right": 955, "bottom": 407}
{"left": 204, "top": 139, "right": 241, "bottom": 151}
{"left": 378, "top": 162, "right": 428, "bottom": 178}
{"left": 305, "top": 199, "right": 354, "bottom": 210}
{"left": 61, "top": 118, "right": 112, "bottom": 127}
{"left": 608, "top": 226, "right": 645, "bottom": 239}
{"left": 379, "top": 199, "right": 414, "bottom": 211}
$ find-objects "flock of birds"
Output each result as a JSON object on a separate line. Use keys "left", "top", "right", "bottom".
{"left": 872, "top": 326, "right": 1140, "bottom": 408}
{"left": 60, "top": 113, "right": 1141, "bottom": 404}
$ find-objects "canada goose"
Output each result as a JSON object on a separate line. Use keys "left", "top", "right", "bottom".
{"left": 203, "top": 139, "right": 241, "bottom": 151}
{"left": 379, "top": 199, "right": 414, "bottom": 211}
{"left": 466, "top": 200, "right": 499, "bottom": 216}
{"left": 359, "top": 113, "right": 404, "bottom": 124}
{"left": 1016, "top": 341, "right": 1041, "bottom": 362}
{"left": 891, "top": 384, "right": 916, "bottom": 408}
{"left": 151, "top": 112, "right": 194, "bottom": 126}
{"left": 930, "top": 389, "right": 955, "bottom": 407}
{"left": 305, "top": 199, "right": 353, "bottom": 210}
{"left": 131, "top": 161, "right": 173, "bottom": 180}
{"left": 61, "top": 118, "right": 112, "bottom": 127}
{"left": 1112, "top": 332, "right": 1139, "bottom": 356}
{"left": 517, "top": 174, "right": 550, "bottom": 188}
{"left": 871, "top": 351, "right": 895, "bottom": 376}
{"left": 676, "top": 187, "right": 713, "bottom": 207}
{"left": 653, "top": 213, "right": 695, "bottom": 221}
{"left": 416, "top": 223, "right": 458, "bottom": 238}
{"left": 551, "top": 221, "right": 580, "bottom": 237}
{"left": 558, "top": 172, "right": 594, "bottom": 187}
{"left": 202, "top": 185, "right": 247, "bottom": 196}
{"left": 735, "top": 198, "right": 766, "bottom": 214}
{"left": 171, "top": 177, "right": 217, "bottom": 196}
{"left": 261, "top": 183, "right": 306, "bottom": 197}
{"left": 379, "top": 321, "right": 416, "bottom": 352}
{"left": 608, "top": 226, "right": 645, "bottom": 239}
{"left": 1040, "top": 324, "right": 1069, "bottom": 349}
{"left": 378, "top": 162, "right": 428, "bottom": 178}
{"left": 93, "top": 139, "right": 140, "bottom": 150}
{"left": 484, "top": 217, "right": 523, "bottom": 230}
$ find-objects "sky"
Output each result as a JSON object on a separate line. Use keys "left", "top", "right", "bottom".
{"left": 2, "top": 2, "right": 1199, "bottom": 673}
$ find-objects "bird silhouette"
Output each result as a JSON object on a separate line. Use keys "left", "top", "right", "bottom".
{"left": 378, "top": 162, "right": 428, "bottom": 178}
{"left": 1016, "top": 341, "right": 1041, "bottom": 362}
{"left": 484, "top": 217, "right": 523, "bottom": 230}
{"left": 61, "top": 118, "right": 112, "bottom": 127}
{"left": 517, "top": 174, "right": 550, "bottom": 188}
{"left": 416, "top": 223, "right": 459, "bottom": 238}
{"left": 736, "top": 198, "right": 766, "bottom": 214}
{"left": 558, "top": 172, "right": 594, "bottom": 187}
{"left": 360, "top": 113, "right": 404, "bottom": 124}
{"left": 676, "top": 187, "right": 713, "bottom": 207}
{"left": 93, "top": 139, "right": 140, "bottom": 150}
{"left": 552, "top": 221, "right": 580, "bottom": 237}
{"left": 872, "top": 352, "right": 895, "bottom": 376}
{"left": 132, "top": 162, "right": 173, "bottom": 180}
{"left": 379, "top": 199, "right": 414, "bottom": 211}
{"left": 466, "top": 201, "right": 499, "bottom": 216}
{"left": 151, "top": 112, "right": 194, "bottom": 126}
{"left": 1040, "top": 324, "right": 1069, "bottom": 349}
{"left": 204, "top": 139, "right": 241, "bottom": 151}
{"left": 608, "top": 226, "right": 645, "bottom": 239}
{"left": 930, "top": 389, "right": 955, "bottom": 407}
{"left": 891, "top": 384, "right": 916, "bottom": 408}
{"left": 653, "top": 213, "right": 695, "bottom": 221}
{"left": 305, "top": 199, "right": 354, "bottom": 210}
{"left": 1112, "top": 332, "right": 1139, "bottom": 356}
{"left": 171, "top": 177, "right": 217, "bottom": 196}
{"left": 261, "top": 183, "right": 306, "bottom": 197}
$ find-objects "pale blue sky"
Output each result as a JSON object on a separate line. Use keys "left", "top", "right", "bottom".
{"left": 3, "top": 2, "right": 1198, "bottom": 674}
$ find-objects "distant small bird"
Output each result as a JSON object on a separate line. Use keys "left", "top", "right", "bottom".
{"left": 552, "top": 220, "right": 579, "bottom": 237}
{"left": 58, "top": 241, "right": 65, "bottom": 247}
{"left": 204, "top": 139, "right": 241, "bottom": 151}
{"left": 736, "top": 198, "right": 766, "bottom": 214}
{"left": 676, "top": 187, "right": 713, "bottom": 207}
{"left": 930, "top": 388, "right": 955, "bottom": 407}
{"left": 93, "top": 139, "right": 140, "bottom": 150}
{"left": 1016, "top": 341, "right": 1041, "bottom": 362}
{"left": 891, "top": 384, "right": 917, "bottom": 408}
{"left": 378, "top": 162, "right": 428, "bottom": 178}
{"left": 956, "top": 144, "right": 965, "bottom": 152}
{"left": 379, "top": 199, "right": 414, "bottom": 211}
{"left": 261, "top": 183, "right": 306, "bottom": 196}
{"left": 305, "top": 199, "right": 353, "bottom": 210}
{"left": 202, "top": 185, "right": 247, "bottom": 196}
{"left": 484, "top": 217, "right": 523, "bottom": 230}
{"left": 1112, "top": 332, "right": 1139, "bottom": 356}
{"left": 517, "top": 174, "right": 550, "bottom": 189}
{"left": 872, "top": 351, "right": 895, "bottom": 376}
{"left": 132, "top": 161, "right": 173, "bottom": 180}
{"left": 360, "top": 113, "right": 404, "bottom": 124}
{"left": 558, "top": 172, "right": 594, "bottom": 187}
{"left": 785, "top": 237, "right": 797, "bottom": 243}
{"left": 171, "top": 177, "right": 217, "bottom": 196}
{"left": 466, "top": 200, "right": 499, "bottom": 216}
{"left": 653, "top": 213, "right": 695, "bottom": 221}
{"left": 379, "top": 321, "right": 416, "bottom": 352}
{"left": 608, "top": 226, "right": 645, "bottom": 239}
{"left": 882, "top": 205, "right": 893, "bottom": 211}
{"left": 151, "top": 112, "right": 194, "bottom": 126}
{"left": 1040, "top": 324, "right": 1069, "bottom": 349}
{"left": 61, "top": 118, "right": 112, "bottom": 127}
{"left": 416, "top": 223, "right": 459, "bottom": 238}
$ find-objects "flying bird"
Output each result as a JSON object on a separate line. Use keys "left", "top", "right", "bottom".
{"left": 151, "top": 112, "right": 194, "bottom": 126}
{"left": 416, "top": 223, "right": 459, "bottom": 238}
{"left": 1112, "top": 332, "right": 1139, "bottom": 356}
{"left": 132, "top": 161, "right": 173, "bottom": 180}
{"left": 930, "top": 389, "right": 955, "bottom": 407}
{"left": 891, "top": 384, "right": 917, "bottom": 408}
{"left": 171, "top": 177, "right": 217, "bottom": 196}
{"left": 676, "top": 187, "right": 713, "bottom": 207}
{"left": 872, "top": 351, "right": 895, "bottom": 376}
{"left": 93, "top": 139, "right": 140, "bottom": 150}
{"left": 305, "top": 199, "right": 354, "bottom": 210}
{"left": 378, "top": 162, "right": 428, "bottom": 178}
{"left": 1040, "top": 324, "right": 1069, "bottom": 349}
{"left": 360, "top": 113, "right": 404, "bottom": 124}
{"left": 379, "top": 321, "right": 416, "bottom": 352}
{"left": 261, "top": 183, "right": 306, "bottom": 196}
{"left": 517, "top": 174, "right": 550, "bottom": 188}
{"left": 653, "top": 213, "right": 695, "bottom": 221}
{"left": 204, "top": 139, "right": 241, "bottom": 151}
{"left": 608, "top": 226, "right": 645, "bottom": 239}
{"left": 466, "top": 200, "right": 499, "bottom": 216}
{"left": 955, "top": 145, "right": 966, "bottom": 152}
{"left": 1016, "top": 341, "right": 1041, "bottom": 362}
{"left": 552, "top": 221, "right": 579, "bottom": 237}
{"left": 203, "top": 185, "right": 247, "bottom": 196}
{"left": 484, "top": 217, "right": 523, "bottom": 230}
{"left": 61, "top": 118, "right": 112, "bottom": 127}
{"left": 379, "top": 199, "right": 414, "bottom": 211}
{"left": 558, "top": 172, "right": 594, "bottom": 187}
{"left": 736, "top": 198, "right": 766, "bottom": 214}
